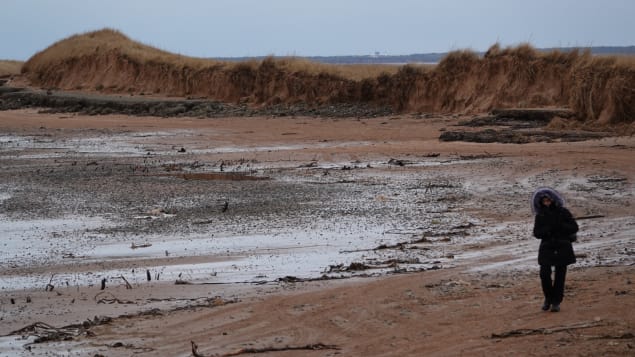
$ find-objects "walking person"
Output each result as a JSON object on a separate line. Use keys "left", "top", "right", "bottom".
{"left": 531, "top": 188, "right": 578, "bottom": 312}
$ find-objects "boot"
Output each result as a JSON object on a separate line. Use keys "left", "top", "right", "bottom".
{"left": 541, "top": 299, "right": 550, "bottom": 311}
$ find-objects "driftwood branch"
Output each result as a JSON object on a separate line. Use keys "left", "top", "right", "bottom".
{"left": 575, "top": 215, "right": 605, "bottom": 220}
{"left": 120, "top": 275, "right": 133, "bottom": 289}
{"left": 191, "top": 341, "right": 205, "bottom": 357}
{"left": 5, "top": 316, "right": 112, "bottom": 345}
{"left": 191, "top": 341, "right": 339, "bottom": 357}
{"left": 491, "top": 320, "right": 604, "bottom": 339}
{"left": 45, "top": 274, "right": 55, "bottom": 291}
{"left": 131, "top": 242, "right": 152, "bottom": 249}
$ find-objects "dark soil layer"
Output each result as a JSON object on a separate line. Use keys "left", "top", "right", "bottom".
{"left": 440, "top": 108, "right": 610, "bottom": 143}
{"left": 0, "top": 87, "right": 393, "bottom": 118}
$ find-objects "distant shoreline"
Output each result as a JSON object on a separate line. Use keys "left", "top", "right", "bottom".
{"left": 212, "top": 45, "right": 635, "bottom": 64}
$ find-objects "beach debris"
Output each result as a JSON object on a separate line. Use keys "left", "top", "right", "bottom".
{"left": 490, "top": 108, "right": 575, "bottom": 121}
{"left": 388, "top": 158, "right": 410, "bottom": 166}
{"left": 45, "top": 275, "right": 55, "bottom": 291}
{"left": 6, "top": 316, "right": 112, "bottom": 346}
{"left": 193, "top": 219, "right": 214, "bottom": 225}
{"left": 440, "top": 128, "right": 606, "bottom": 144}
{"left": 299, "top": 161, "right": 318, "bottom": 168}
{"left": 490, "top": 320, "right": 605, "bottom": 339}
{"left": 95, "top": 292, "right": 134, "bottom": 304}
{"left": 327, "top": 263, "right": 364, "bottom": 273}
{"left": 120, "top": 275, "right": 133, "bottom": 289}
{"left": 131, "top": 242, "right": 152, "bottom": 249}
{"left": 575, "top": 215, "right": 605, "bottom": 220}
{"left": 277, "top": 276, "right": 304, "bottom": 283}
{"left": 191, "top": 341, "right": 339, "bottom": 357}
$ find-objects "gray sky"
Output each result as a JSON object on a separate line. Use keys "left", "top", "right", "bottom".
{"left": 1, "top": 0, "right": 633, "bottom": 60}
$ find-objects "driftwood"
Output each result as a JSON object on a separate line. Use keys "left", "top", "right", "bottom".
{"left": 8, "top": 322, "right": 83, "bottom": 344}
{"left": 575, "top": 215, "right": 605, "bottom": 220}
{"left": 120, "top": 275, "right": 133, "bottom": 289}
{"left": 277, "top": 275, "right": 353, "bottom": 283}
{"left": 45, "top": 274, "right": 55, "bottom": 291}
{"left": 176, "top": 274, "right": 351, "bottom": 286}
{"left": 6, "top": 316, "right": 112, "bottom": 345}
{"left": 191, "top": 341, "right": 339, "bottom": 357}
{"left": 327, "top": 258, "right": 422, "bottom": 273}
{"left": 490, "top": 320, "right": 604, "bottom": 339}
{"left": 95, "top": 291, "right": 135, "bottom": 304}
{"left": 131, "top": 242, "right": 152, "bottom": 249}
{"left": 193, "top": 219, "right": 214, "bottom": 225}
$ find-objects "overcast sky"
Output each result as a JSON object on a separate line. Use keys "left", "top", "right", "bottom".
{"left": 1, "top": 0, "right": 633, "bottom": 60}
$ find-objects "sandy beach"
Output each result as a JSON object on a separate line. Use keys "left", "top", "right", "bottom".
{"left": 0, "top": 108, "right": 633, "bottom": 356}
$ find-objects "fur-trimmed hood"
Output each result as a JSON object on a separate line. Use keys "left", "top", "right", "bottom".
{"left": 531, "top": 187, "right": 565, "bottom": 215}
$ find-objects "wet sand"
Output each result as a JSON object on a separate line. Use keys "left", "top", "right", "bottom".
{"left": 0, "top": 109, "right": 633, "bottom": 356}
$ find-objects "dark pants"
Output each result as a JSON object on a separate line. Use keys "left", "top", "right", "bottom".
{"left": 540, "top": 265, "right": 567, "bottom": 305}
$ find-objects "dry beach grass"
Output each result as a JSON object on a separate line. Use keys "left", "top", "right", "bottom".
{"left": 0, "top": 60, "right": 23, "bottom": 77}
{"left": 20, "top": 29, "right": 635, "bottom": 125}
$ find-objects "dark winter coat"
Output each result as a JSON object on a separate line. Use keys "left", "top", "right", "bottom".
{"left": 533, "top": 204, "right": 579, "bottom": 266}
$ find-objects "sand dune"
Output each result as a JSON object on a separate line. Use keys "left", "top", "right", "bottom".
{"left": 18, "top": 29, "right": 635, "bottom": 125}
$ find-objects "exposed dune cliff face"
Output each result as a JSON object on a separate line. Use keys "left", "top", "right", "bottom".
{"left": 22, "top": 29, "right": 634, "bottom": 123}
{"left": 401, "top": 46, "right": 634, "bottom": 124}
